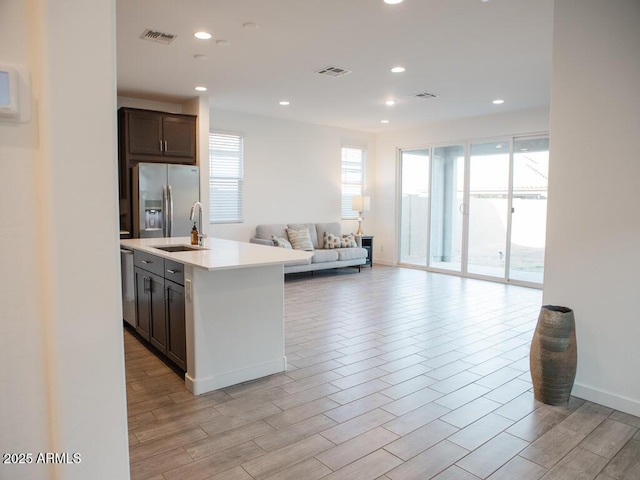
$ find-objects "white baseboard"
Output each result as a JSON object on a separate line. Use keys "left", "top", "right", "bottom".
{"left": 185, "top": 357, "right": 286, "bottom": 395}
{"left": 572, "top": 382, "right": 640, "bottom": 417}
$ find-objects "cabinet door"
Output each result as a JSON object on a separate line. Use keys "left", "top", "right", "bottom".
{"left": 134, "top": 267, "right": 151, "bottom": 341}
{"left": 128, "top": 110, "right": 163, "bottom": 156}
{"left": 162, "top": 115, "right": 196, "bottom": 160}
{"left": 165, "top": 280, "right": 187, "bottom": 371}
{"left": 149, "top": 272, "right": 167, "bottom": 354}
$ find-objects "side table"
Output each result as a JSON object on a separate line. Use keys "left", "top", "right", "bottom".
{"left": 360, "top": 235, "right": 374, "bottom": 267}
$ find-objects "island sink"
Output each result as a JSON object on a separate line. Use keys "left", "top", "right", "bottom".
{"left": 152, "top": 245, "right": 207, "bottom": 253}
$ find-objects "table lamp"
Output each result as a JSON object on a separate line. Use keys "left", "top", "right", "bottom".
{"left": 352, "top": 195, "right": 370, "bottom": 235}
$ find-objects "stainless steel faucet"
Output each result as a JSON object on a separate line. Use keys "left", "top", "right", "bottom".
{"left": 189, "top": 201, "right": 207, "bottom": 246}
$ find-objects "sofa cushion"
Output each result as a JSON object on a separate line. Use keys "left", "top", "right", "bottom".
{"left": 286, "top": 228, "right": 314, "bottom": 251}
{"left": 315, "top": 222, "right": 342, "bottom": 246}
{"left": 271, "top": 235, "right": 292, "bottom": 249}
{"left": 336, "top": 247, "right": 368, "bottom": 261}
{"left": 312, "top": 249, "right": 339, "bottom": 263}
{"left": 287, "top": 256, "right": 312, "bottom": 266}
{"left": 256, "top": 224, "right": 288, "bottom": 241}
{"left": 288, "top": 223, "right": 319, "bottom": 248}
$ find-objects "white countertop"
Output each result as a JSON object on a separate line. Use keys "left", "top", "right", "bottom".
{"left": 120, "top": 236, "right": 312, "bottom": 271}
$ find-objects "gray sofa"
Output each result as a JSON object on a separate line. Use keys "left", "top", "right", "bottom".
{"left": 250, "top": 222, "right": 368, "bottom": 274}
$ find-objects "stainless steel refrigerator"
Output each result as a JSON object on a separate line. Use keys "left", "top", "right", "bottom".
{"left": 132, "top": 163, "right": 200, "bottom": 238}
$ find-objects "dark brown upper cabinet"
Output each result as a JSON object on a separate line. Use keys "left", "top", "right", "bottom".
{"left": 124, "top": 108, "right": 196, "bottom": 161}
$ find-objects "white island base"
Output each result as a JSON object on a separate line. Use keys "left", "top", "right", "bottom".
{"left": 185, "top": 263, "right": 286, "bottom": 394}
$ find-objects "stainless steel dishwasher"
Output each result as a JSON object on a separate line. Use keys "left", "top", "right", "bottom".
{"left": 120, "top": 247, "right": 137, "bottom": 328}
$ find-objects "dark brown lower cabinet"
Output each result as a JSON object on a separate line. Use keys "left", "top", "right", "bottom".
{"left": 149, "top": 273, "right": 167, "bottom": 353}
{"left": 134, "top": 254, "right": 187, "bottom": 371}
{"left": 165, "top": 280, "right": 186, "bottom": 371}
{"left": 134, "top": 267, "right": 152, "bottom": 341}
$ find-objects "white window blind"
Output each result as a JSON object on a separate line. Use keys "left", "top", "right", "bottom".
{"left": 209, "top": 132, "right": 244, "bottom": 224}
{"left": 341, "top": 146, "right": 365, "bottom": 219}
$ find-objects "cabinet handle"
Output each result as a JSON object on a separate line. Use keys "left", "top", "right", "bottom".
{"left": 165, "top": 285, "right": 172, "bottom": 304}
{"left": 141, "top": 259, "right": 152, "bottom": 264}
{"left": 143, "top": 276, "right": 150, "bottom": 293}
{"left": 166, "top": 269, "right": 179, "bottom": 274}
{"left": 164, "top": 140, "right": 168, "bottom": 152}
{"left": 159, "top": 140, "right": 163, "bottom": 152}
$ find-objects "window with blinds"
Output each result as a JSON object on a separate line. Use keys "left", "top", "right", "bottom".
{"left": 341, "top": 146, "right": 366, "bottom": 219}
{"left": 209, "top": 132, "right": 244, "bottom": 224}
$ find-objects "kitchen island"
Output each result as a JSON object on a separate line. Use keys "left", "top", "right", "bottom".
{"left": 120, "top": 236, "right": 312, "bottom": 395}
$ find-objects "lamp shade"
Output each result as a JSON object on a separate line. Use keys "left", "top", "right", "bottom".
{"left": 352, "top": 195, "right": 370, "bottom": 212}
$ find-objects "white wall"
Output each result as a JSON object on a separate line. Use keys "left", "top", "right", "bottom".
{"left": 183, "top": 96, "right": 212, "bottom": 229}
{"left": 208, "top": 109, "right": 377, "bottom": 241}
{"left": 374, "top": 108, "right": 550, "bottom": 265}
{"left": 544, "top": 0, "right": 640, "bottom": 415}
{"left": 1, "top": 1, "right": 130, "bottom": 479}
{"left": 0, "top": 2, "right": 51, "bottom": 478}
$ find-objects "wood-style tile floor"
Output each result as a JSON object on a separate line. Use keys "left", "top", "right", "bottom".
{"left": 125, "top": 266, "right": 640, "bottom": 480}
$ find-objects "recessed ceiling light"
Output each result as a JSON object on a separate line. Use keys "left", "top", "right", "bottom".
{"left": 384, "top": 0, "right": 404, "bottom": 4}
{"left": 193, "top": 54, "right": 207, "bottom": 60}
{"left": 242, "top": 22, "right": 259, "bottom": 29}
{"left": 216, "top": 39, "right": 231, "bottom": 46}
{"left": 381, "top": 120, "right": 390, "bottom": 124}
{"left": 194, "top": 31, "right": 212, "bottom": 40}
{"left": 385, "top": 100, "right": 397, "bottom": 106}
{"left": 492, "top": 99, "right": 505, "bottom": 105}
{"left": 279, "top": 101, "right": 290, "bottom": 106}
{"left": 391, "top": 66, "right": 406, "bottom": 73}
{"left": 195, "top": 86, "right": 207, "bottom": 92}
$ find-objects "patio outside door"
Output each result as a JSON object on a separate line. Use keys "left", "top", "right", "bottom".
{"left": 467, "top": 140, "right": 510, "bottom": 278}
{"left": 398, "top": 136, "right": 549, "bottom": 287}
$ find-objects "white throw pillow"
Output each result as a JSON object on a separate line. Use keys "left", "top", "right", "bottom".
{"left": 342, "top": 233, "right": 358, "bottom": 248}
{"left": 324, "top": 232, "right": 357, "bottom": 249}
{"left": 271, "top": 235, "right": 292, "bottom": 249}
{"left": 286, "top": 228, "right": 314, "bottom": 251}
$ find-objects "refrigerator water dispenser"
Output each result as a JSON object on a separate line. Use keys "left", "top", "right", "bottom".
{"left": 144, "top": 200, "right": 163, "bottom": 231}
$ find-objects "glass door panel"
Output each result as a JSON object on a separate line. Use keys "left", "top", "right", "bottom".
{"left": 509, "top": 137, "right": 549, "bottom": 284}
{"left": 399, "top": 149, "right": 429, "bottom": 266}
{"left": 429, "top": 145, "right": 465, "bottom": 272}
{"left": 467, "top": 141, "right": 510, "bottom": 278}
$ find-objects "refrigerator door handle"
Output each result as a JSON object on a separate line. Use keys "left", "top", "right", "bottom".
{"left": 162, "top": 184, "right": 169, "bottom": 237}
{"left": 167, "top": 184, "right": 174, "bottom": 237}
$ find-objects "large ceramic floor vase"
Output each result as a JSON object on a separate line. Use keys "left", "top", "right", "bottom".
{"left": 529, "top": 305, "right": 577, "bottom": 405}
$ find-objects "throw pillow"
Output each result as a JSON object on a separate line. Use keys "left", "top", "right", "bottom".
{"left": 271, "top": 235, "right": 292, "bottom": 249}
{"left": 286, "top": 228, "right": 314, "bottom": 251}
{"left": 342, "top": 233, "right": 358, "bottom": 248}
{"left": 324, "top": 232, "right": 356, "bottom": 249}
{"left": 323, "top": 232, "right": 341, "bottom": 249}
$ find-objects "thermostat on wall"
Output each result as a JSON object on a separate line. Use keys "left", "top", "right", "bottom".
{"left": 0, "top": 64, "right": 30, "bottom": 123}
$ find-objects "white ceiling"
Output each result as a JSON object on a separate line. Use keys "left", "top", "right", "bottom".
{"left": 116, "top": 0, "right": 554, "bottom": 133}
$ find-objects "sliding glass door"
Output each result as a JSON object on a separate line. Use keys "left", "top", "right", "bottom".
{"left": 399, "top": 149, "right": 429, "bottom": 266}
{"left": 398, "top": 135, "right": 549, "bottom": 287}
{"left": 509, "top": 137, "right": 549, "bottom": 284}
{"left": 429, "top": 145, "right": 465, "bottom": 272}
{"left": 467, "top": 141, "right": 510, "bottom": 278}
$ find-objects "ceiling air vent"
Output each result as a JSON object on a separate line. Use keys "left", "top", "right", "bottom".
{"left": 316, "top": 66, "right": 352, "bottom": 77}
{"left": 140, "top": 29, "right": 177, "bottom": 45}
{"left": 411, "top": 92, "right": 439, "bottom": 99}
